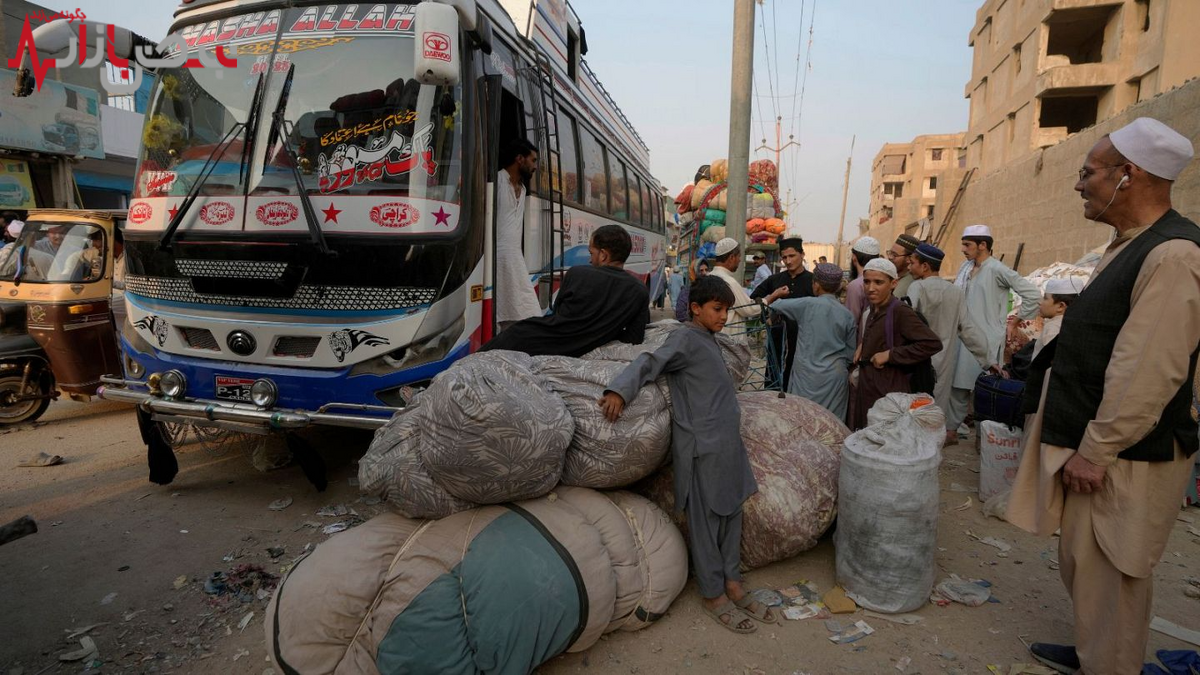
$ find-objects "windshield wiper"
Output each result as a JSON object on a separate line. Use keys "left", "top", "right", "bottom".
{"left": 262, "top": 63, "right": 333, "bottom": 257}
{"left": 158, "top": 73, "right": 266, "bottom": 252}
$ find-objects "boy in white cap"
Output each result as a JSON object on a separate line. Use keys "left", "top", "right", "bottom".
{"left": 949, "top": 223, "right": 1041, "bottom": 437}
{"left": 847, "top": 258, "right": 941, "bottom": 430}
{"left": 1008, "top": 117, "right": 1200, "bottom": 675}
{"left": 710, "top": 237, "right": 788, "bottom": 335}
{"left": 844, "top": 236, "right": 881, "bottom": 339}
{"left": 1032, "top": 277, "right": 1083, "bottom": 360}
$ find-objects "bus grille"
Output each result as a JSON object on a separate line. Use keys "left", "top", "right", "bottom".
{"left": 175, "top": 259, "right": 287, "bottom": 279}
{"left": 179, "top": 327, "right": 219, "bottom": 351}
{"left": 124, "top": 275, "right": 438, "bottom": 311}
{"left": 273, "top": 336, "right": 322, "bottom": 358}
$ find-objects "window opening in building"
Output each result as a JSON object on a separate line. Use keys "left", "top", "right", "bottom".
{"left": 928, "top": 176, "right": 938, "bottom": 191}
{"left": 567, "top": 29, "right": 580, "bottom": 83}
{"left": 881, "top": 206, "right": 893, "bottom": 224}
{"left": 931, "top": 148, "right": 944, "bottom": 161}
{"left": 1039, "top": 95, "right": 1100, "bottom": 134}
{"left": 880, "top": 155, "right": 906, "bottom": 175}
{"left": 1013, "top": 43, "right": 1023, "bottom": 76}
{"left": 925, "top": 205, "right": 936, "bottom": 220}
{"left": 1137, "top": 0, "right": 1151, "bottom": 32}
{"left": 958, "top": 148, "right": 968, "bottom": 168}
{"left": 1045, "top": 7, "right": 1116, "bottom": 65}
{"left": 883, "top": 182, "right": 904, "bottom": 198}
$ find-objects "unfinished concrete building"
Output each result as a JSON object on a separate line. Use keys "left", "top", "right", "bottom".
{"left": 865, "top": 133, "right": 967, "bottom": 245}
{"left": 965, "top": 0, "right": 1200, "bottom": 175}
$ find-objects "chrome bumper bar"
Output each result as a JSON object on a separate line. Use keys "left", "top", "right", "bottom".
{"left": 97, "top": 377, "right": 397, "bottom": 430}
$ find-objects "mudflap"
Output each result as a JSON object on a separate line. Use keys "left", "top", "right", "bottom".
{"left": 285, "top": 434, "right": 328, "bottom": 493}
{"left": 138, "top": 407, "right": 179, "bottom": 486}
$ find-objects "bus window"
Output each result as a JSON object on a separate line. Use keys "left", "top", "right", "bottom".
{"left": 629, "top": 175, "right": 643, "bottom": 225}
{"left": 556, "top": 110, "right": 581, "bottom": 204}
{"left": 580, "top": 131, "right": 607, "bottom": 213}
{"left": 608, "top": 157, "right": 629, "bottom": 221}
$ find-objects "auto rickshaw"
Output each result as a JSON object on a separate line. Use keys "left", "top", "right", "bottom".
{"left": 0, "top": 209, "right": 124, "bottom": 424}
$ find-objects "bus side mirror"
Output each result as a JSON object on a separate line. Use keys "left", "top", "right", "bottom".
{"left": 413, "top": 3, "right": 461, "bottom": 87}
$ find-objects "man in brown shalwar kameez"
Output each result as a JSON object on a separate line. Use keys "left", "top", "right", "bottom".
{"left": 1007, "top": 117, "right": 1200, "bottom": 675}
{"left": 847, "top": 258, "right": 941, "bottom": 430}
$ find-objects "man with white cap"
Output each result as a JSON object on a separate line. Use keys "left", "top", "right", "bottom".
{"left": 907, "top": 242, "right": 992, "bottom": 437}
{"left": 711, "top": 237, "right": 788, "bottom": 336}
{"left": 846, "top": 257, "right": 941, "bottom": 430}
{"left": 948, "top": 223, "right": 1041, "bottom": 438}
{"left": 1007, "top": 117, "right": 1200, "bottom": 675}
{"left": 843, "top": 236, "right": 881, "bottom": 339}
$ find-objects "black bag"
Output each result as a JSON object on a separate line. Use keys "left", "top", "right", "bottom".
{"left": 886, "top": 299, "right": 937, "bottom": 396}
{"left": 974, "top": 372, "right": 1026, "bottom": 428}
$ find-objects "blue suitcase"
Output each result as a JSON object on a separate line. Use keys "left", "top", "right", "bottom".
{"left": 974, "top": 373, "right": 1026, "bottom": 428}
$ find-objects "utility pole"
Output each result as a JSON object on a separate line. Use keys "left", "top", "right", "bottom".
{"left": 725, "top": 0, "right": 755, "bottom": 275}
{"left": 756, "top": 116, "right": 800, "bottom": 180}
{"left": 834, "top": 135, "right": 855, "bottom": 268}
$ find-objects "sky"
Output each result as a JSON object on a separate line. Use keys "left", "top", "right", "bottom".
{"left": 58, "top": 0, "right": 983, "bottom": 243}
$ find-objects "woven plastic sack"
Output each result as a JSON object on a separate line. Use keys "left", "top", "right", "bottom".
{"left": 418, "top": 350, "right": 573, "bottom": 504}
{"left": 836, "top": 393, "right": 944, "bottom": 613}
{"left": 748, "top": 192, "right": 775, "bottom": 220}
{"left": 535, "top": 356, "right": 671, "bottom": 489}
{"left": 710, "top": 158, "right": 729, "bottom": 183}
{"left": 700, "top": 225, "right": 726, "bottom": 244}
{"left": 691, "top": 179, "right": 714, "bottom": 210}
{"left": 979, "top": 420, "right": 1023, "bottom": 501}
{"left": 639, "top": 392, "right": 847, "bottom": 570}
{"left": 359, "top": 398, "right": 475, "bottom": 519}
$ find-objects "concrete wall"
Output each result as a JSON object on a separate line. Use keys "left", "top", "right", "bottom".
{"left": 942, "top": 76, "right": 1200, "bottom": 276}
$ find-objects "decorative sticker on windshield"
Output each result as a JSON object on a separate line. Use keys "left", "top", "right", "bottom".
{"left": 239, "top": 37, "right": 353, "bottom": 56}
{"left": 369, "top": 202, "right": 420, "bottom": 229}
{"left": 328, "top": 328, "right": 389, "bottom": 363}
{"left": 320, "top": 111, "right": 420, "bottom": 147}
{"left": 199, "top": 201, "right": 236, "bottom": 226}
{"left": 129, "top": 202, "right": 154, "bottom": 224}
{"left": 180, "top": 5, "right": 414, "bottom": 52}
{"left": 142, "top": 171, "right": 177, "bottom": 196}
{"left": 255, "top": 201, "right": 299, "bottom": 227}
{"left": 133, "top": 315, "right": 170, "bottom": 347}
{"left": 316, "top": 123, "right": 437, "bottom": 194}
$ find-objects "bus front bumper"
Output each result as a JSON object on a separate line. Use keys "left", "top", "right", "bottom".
{"left": 98, "top": 377, "right": 398, "bottom": 431}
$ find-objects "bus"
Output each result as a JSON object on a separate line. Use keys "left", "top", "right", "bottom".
{"left": 98, "top": 0, "right": 668, "bottom": 467}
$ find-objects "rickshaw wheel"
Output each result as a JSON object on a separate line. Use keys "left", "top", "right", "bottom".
{"left": 0, "top": 374, "right": 51, "bottom": 425}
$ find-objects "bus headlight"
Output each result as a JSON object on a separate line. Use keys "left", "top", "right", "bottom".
{"left": 160, "top": 370, "right": 187, "bottom": 398}
{"left": 250, "top": 379, "right": 277, "bottom": 408}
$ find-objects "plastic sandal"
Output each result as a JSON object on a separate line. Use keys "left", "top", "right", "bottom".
{"left": 702, "top": 599, "right": 756, "bottom": 634}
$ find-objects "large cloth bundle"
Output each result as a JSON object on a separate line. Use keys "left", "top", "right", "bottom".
{"left": 749, "top": 159, "right": 778, "bottom": 192}
{"left": 640, "top": 391, "right": 847, "bottom": 570}
{"left": 536, "top": 356, "right": 672, "bottom": 489}
{"left": 419, "top": 351, "right": 574, "bottom": 504}
{"left": 359, "top": 397, "right": 473, "bottom": 519}
{"left": 748, "top": 192, "right": 776, "bottom": 220}
{"left": 836, "top": 393, "right": 944, "bottom": 613}
{"left": 700, "top": 224, "right": 726, "bottom": 244}
{"left": 710, "top": 158, "right": 729, "bottom": 183}
{"left": 690, "top": 179, "right": 714, "bottom": 210}
{"left": 674, "top": 184, "right": 694, "bottom": 213}
{"left": 583, "top": 320, "right": 751, "bottom": 388}
{"left": 265, "top": 487, "right": 688, "bottom": 675}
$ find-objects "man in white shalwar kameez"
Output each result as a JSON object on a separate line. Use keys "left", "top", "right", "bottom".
{"left": 948, "top": 224, "right": 1041, "bottom": 433}
{"left": 496, "top": 138, "right": 544, "bottom": 329}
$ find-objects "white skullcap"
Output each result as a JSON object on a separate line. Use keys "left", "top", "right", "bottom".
{"left": 863, "top": 257, "right": 898, "bottom": 280}
{"left": 6, "top": 221, "right": 23, "bottom": 239}
{"left": 851, "top": 236, "right": 880, "bottom": 255}
{"left": 1109, "top": 117, "right": 1194, "bottom": 181}
{"left": 962, "top": 224, "right": 992, "bottom": 238}
{"left": 1045, "top": 277, "right": 1085, "bottom": 295}
{"left": 714, "top": 237, "right": 739, "bottom": 256}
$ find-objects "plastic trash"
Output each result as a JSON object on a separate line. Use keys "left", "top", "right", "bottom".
{"left": 932, "top": 578, "right": 991, "bottom": 607}
{"left": 979, "top": 421, "right": 1024, "bottom": 501}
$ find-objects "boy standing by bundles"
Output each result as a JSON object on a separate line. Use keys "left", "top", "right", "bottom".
{"left": 599, "top": 276, "right": 774, "bottom": 634}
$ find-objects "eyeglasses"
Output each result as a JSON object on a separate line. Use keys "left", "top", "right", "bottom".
{"left": 886, "top": 250, "right": 910, "bottom": 259}
{"left": 1078, "top": 165, "right": 1124, "bottom": 181}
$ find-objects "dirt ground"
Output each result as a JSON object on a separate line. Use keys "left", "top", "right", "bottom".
{"left": 1, "top": 398, "right": 1198, "bottom": 675}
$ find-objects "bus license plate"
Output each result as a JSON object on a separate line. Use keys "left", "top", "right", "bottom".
{"left": 214, "top": 376, "right": 255, "bottom": 403}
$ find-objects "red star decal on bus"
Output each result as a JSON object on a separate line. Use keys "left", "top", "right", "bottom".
{"left": 321, "top": 202, "right": 342, "bottom": 224}
{"left": 433, "top": 207, "right": 451, "bottom": 226}
{"left": 167, "top": 204, "right": 179, "bottom": 220}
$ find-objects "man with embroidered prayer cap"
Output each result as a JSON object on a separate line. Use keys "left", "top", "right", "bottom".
{"left": 905, "top": 242, "right": 991, "bottom": 444}
{"left": 889, "top": 233, "right": 921, "bottom": 297}
{"left": 948, "top": 223, "right": 1041, "bottom": 436}
{"left": 1007, "top": 117, "right": 1200, "bottom": 675}
{"left": 846, "top": 258, "right": 941, "bottom": 430}
{"left": 765, "top": 262, "right": 856, "bottom": 418}
{"left": 844, "top": 236, "right": 881, "bottom": 338}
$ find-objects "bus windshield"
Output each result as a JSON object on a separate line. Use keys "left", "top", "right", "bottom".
{"left": 133, "top": 4, "right": 462, "bottom": 207}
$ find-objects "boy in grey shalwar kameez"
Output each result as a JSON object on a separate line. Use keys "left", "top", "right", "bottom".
{"left": 600, "top": 276, "right": 774, "bottom": 634}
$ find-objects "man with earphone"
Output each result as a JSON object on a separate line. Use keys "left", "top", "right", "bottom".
{"left": 1007, "top": 117, "right": 1200, "bottom": 675}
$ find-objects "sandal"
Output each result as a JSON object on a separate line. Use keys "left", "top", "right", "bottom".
{"left": 702, "top": 600, "right": 756, "bottom": 634}
{"left": 734, "top": 593, "right": 778, "bottom": 624}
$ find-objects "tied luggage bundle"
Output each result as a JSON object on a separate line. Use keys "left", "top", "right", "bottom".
{"left": 836, "top": 393, "right": 944, "bottom": 613}
{"left": 582, "top": 320, "right": 752, "bottom": 389}
{"left": 748, "top": 159, "right": 778, "bottom": 192}
{"left": 639, "top": 391, "right": 848, "bottom": 570}
{"left": 266, "top": 487, "right": 688, "bottom": 675}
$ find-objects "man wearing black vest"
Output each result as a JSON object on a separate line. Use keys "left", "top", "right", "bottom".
{"left": 1007, "top": 117, "right": 1200, "bottom": 675}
